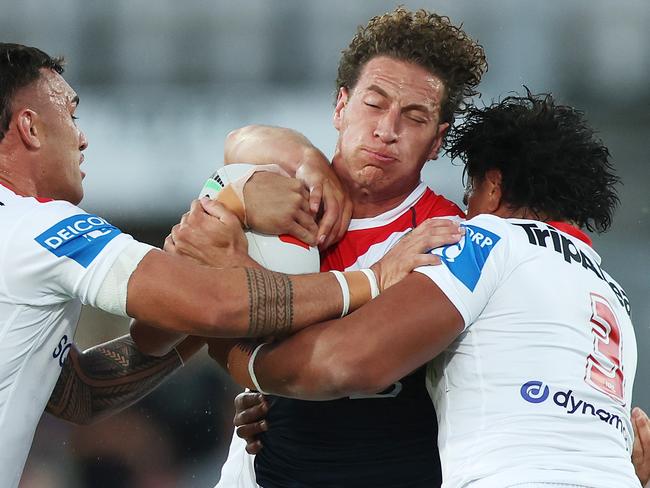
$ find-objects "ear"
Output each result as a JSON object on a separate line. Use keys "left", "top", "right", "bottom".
{"left": 333, "top": 87, "right": 349, "bottom": 131}
{"left": 427, "top": 122, "right": 450, "bottom": 160}
{"left": 484, "top": 168, "right": 503, "bottom": 211}
{"left": 15, "top": 109, "right": 41, "bottom": 149}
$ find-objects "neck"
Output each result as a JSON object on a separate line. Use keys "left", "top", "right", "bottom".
{"left": 0, "top": 164, "right": 37, "bottom": 198}
{"left": 332, "top": 154, "right": 420, "bottom": 219}
{"left": 348, "top": 186, "right": 419, "bottom": 218}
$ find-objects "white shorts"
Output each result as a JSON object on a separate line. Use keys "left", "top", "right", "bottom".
{"left": 215, "top": 429, "right": 259, "bottom": 488}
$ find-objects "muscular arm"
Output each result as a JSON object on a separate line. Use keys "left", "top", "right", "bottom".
{"left": 224, "top": 273, "right": 464, "bottom": 400}
{"left": 225, "top": 125, "right": 326, "bottom": 175}
{"left": 46, "top": 334, "right": 203, "bottom": 425}
{"left": 127, "top": 249, "right": 343, "bottom": 338}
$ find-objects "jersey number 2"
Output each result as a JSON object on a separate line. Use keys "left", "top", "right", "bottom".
{"left": 585, "top": 293, "right": 625, "bottom": 404}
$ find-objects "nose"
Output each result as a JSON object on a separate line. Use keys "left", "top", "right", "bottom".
{"left": 79, "top": 130, "right": 88, "bottom": 151}
{"left": 373, "top": 109, "right": 399, "bottom": 144}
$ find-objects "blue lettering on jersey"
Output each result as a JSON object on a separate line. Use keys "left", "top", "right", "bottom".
{"left": 432, "top": 224, "right": 500, "bottom": 291}
{"left": 35, "top": 214, "right": 121, "bottom": 268}
{"left": 520, "top": 380, "right": 631, "bottom": 449}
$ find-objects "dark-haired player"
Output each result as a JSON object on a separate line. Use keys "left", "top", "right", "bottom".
{"left": 207, "top": 92, "right": 641, "bottom": 487}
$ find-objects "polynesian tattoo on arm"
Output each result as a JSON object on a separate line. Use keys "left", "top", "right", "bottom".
{"left": 46, "top": 334, "right": 182, "bottom": 425}
{"left": 246, "top": 268, "right": 293, "bottom": 337}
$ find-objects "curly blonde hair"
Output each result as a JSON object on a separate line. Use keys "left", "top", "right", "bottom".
{"left": 336, "top": 7, "right": 487, "bottom": 126}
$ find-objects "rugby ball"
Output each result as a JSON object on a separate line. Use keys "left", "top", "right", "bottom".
{"left": 198, "top": 163, "right": 320, "bottom": 274}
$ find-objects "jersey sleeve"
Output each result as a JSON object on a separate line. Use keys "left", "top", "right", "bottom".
{"left": 2, "top": 199, "right": 148, "bottom": 306}
{"left": 414, "top": 215, "right": 511, "bottom": 329}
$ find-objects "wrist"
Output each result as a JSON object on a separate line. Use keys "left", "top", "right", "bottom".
{"left": 227, "top": 342, "right": 267, "bottom": 392}
{"left": 330, "top": 268, "right": 380, "bottom": 318}
{"left": 369, "top": 262, "right": 384, "bottom": 292}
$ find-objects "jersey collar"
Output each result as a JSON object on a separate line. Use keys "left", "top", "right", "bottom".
{"left": 0, "top": 181, "right": 53, "bottom": 203}
{"left": 547, "top": 221, "right": 592, "bottom": 247}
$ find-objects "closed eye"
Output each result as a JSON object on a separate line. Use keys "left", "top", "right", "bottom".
{"left": 407, "top": 116, "right": 426, "bottom": 124}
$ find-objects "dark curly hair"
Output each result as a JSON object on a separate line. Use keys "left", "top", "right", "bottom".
{"left": 447, "top": 91, "right": 620, "bottom": 232}
{"left": 336, "top": 6, "right": 487, "bottom": 126}
{"left": 0, "top": 43, "right": 65, "bottom": 142}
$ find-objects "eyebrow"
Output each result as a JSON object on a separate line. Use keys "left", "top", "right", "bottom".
{"left": 366, "top": 84, "right": 432, "bottom": 115}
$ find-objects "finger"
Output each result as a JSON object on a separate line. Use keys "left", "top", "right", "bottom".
{"left": 309, "top": 183, "right": 323, "bottom": 215}
{"left": 634, "top": 407, "right": 650, "bottom": 447}
{"left": 234, "top": 403, "right": 269, "bottom": 427}
{"left": 324, "top": 198, "right": 353, "bottom": 249}
{"left": 415, "top": 218, "right": 462, "bottom": 236}
{"left": 234, "top": 391, "right": 266, "bottom": 411}
{"left": 200, "top": 198, "right": 234, "bottom": 220}
{"left": 423, "top": 232, "right": 464, "bottom": 253}
{"left": 410, "top": 254, "right": 442, "bottom": 268}
{"left": 186, "top": 199, "right": 205, "bottom": 220}
{"left": 317, "top": 198, "right": 340, "bottom": 248}
{"left": 245, "top": 440, "right": 263, "bottom": 455}
{"left": 633, "top": 435, "right": 643, "bottom": 469}
{"left": 219, "top": 207, "right": 245, "bottom": 228}
{"left": 163, "top": 234, "right": 175, "bottom": 252}
{"left": 236, "top": 420, "right": 269, "bottom": 441}
{"left": 169, "top": 223, "right": 181, "bottom": 243}
{"left": 179, "top": 210, "right": 191, "bottom": 226}
{"left": 295, "top": 211, "right": 319, "bottom": 240}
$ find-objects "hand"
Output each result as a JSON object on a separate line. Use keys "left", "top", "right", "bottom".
{"left": 165, "top": 198, "right": 253, "bottom": 268}
{"left": 295, "top": 149, "right": 353, "bottom": 250}
{"left": 371, "top": 218, "right": 464, "bottom": 291}
{"left": 243, "top": 171, "right": 319, "bottom": 246}
{"left": 633, "top": 407, "right": 650, "bottom": 486}
{"left": 233, "top": 391, "right": 269, "bottom": 455}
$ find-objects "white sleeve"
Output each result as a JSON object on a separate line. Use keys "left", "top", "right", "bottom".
{"left": 2, "top": 199, "right": 153, "bottom": 307}
{"left": 414, "top": 215, "right": 510, "bottom": 330}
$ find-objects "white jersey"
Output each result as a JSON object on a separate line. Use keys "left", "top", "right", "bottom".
{"left": 0, "top": 184, "right": 143, "bottom": 488}
{"left": 416, "top": 214, "right": 639, "bottom": 488}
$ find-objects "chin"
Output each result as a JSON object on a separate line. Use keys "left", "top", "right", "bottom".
{"left": 67, "top": 187, "right": 84, "bottom": 205}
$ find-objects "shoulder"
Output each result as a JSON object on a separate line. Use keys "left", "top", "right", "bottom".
{"left": 0, "top": 194, "right": 87, "bottom": 244}
{"left": 1, "top": 195, "right": 125, "bottom": 268}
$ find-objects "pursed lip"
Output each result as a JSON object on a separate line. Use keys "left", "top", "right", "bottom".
{"left": 80, "top": 154, "right": 86, "bottom": 178}
{"left": 361, "top": 147, "right": 398, "bottom": 162}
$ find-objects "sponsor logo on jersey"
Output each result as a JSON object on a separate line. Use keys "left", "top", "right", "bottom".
{"left": 35, "top": 214, "right": 121, "bottom": 267}
{"left": 431, "top": 224, "right": 500, "bottom": 291}
{"left": 520, "top": 380, "right": 631, "bottom": 449}
{"left": 53, "top": 334, "right": 72, "bottom": 367}
{"left": 513, "top": 222, "right": 631, "bottom": 315}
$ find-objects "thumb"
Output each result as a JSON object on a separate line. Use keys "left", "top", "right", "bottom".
{"left": 309, "top": 183, "right": 323, "bottom": 215}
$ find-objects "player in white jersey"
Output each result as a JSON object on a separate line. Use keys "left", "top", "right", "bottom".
{"left": 0, "top": 43, "right": 430, "bottom": 487}
{"left": 183, "top": 92, "right": 642, "bottom": 487}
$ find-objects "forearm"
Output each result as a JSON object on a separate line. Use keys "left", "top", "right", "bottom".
{"left": 224, "top": 125, "right": 325, "bottom": 174}
{"left": 130, "top": 320, "right": 187, "bottom": 356}
{"left": 229, "top": 274, "right": 464, "bottom": 400}
{"left": 46, "top": 334, "right": 202, "bottom": 424}
{"left": 127, "top": 250, "right": 350, "bottom": 338}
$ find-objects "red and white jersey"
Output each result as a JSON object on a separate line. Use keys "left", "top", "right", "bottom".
{"left": 321, "top": 182, "right": 464, "bottom": 272}
{"left": 416, "top": 214, "right": 639, "bottom": 488}
{"left": 0, "top": 184, "right": 143, "bottom": 488}
{"left": 216, "top": 182, "right": 463, "bottom": 488}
